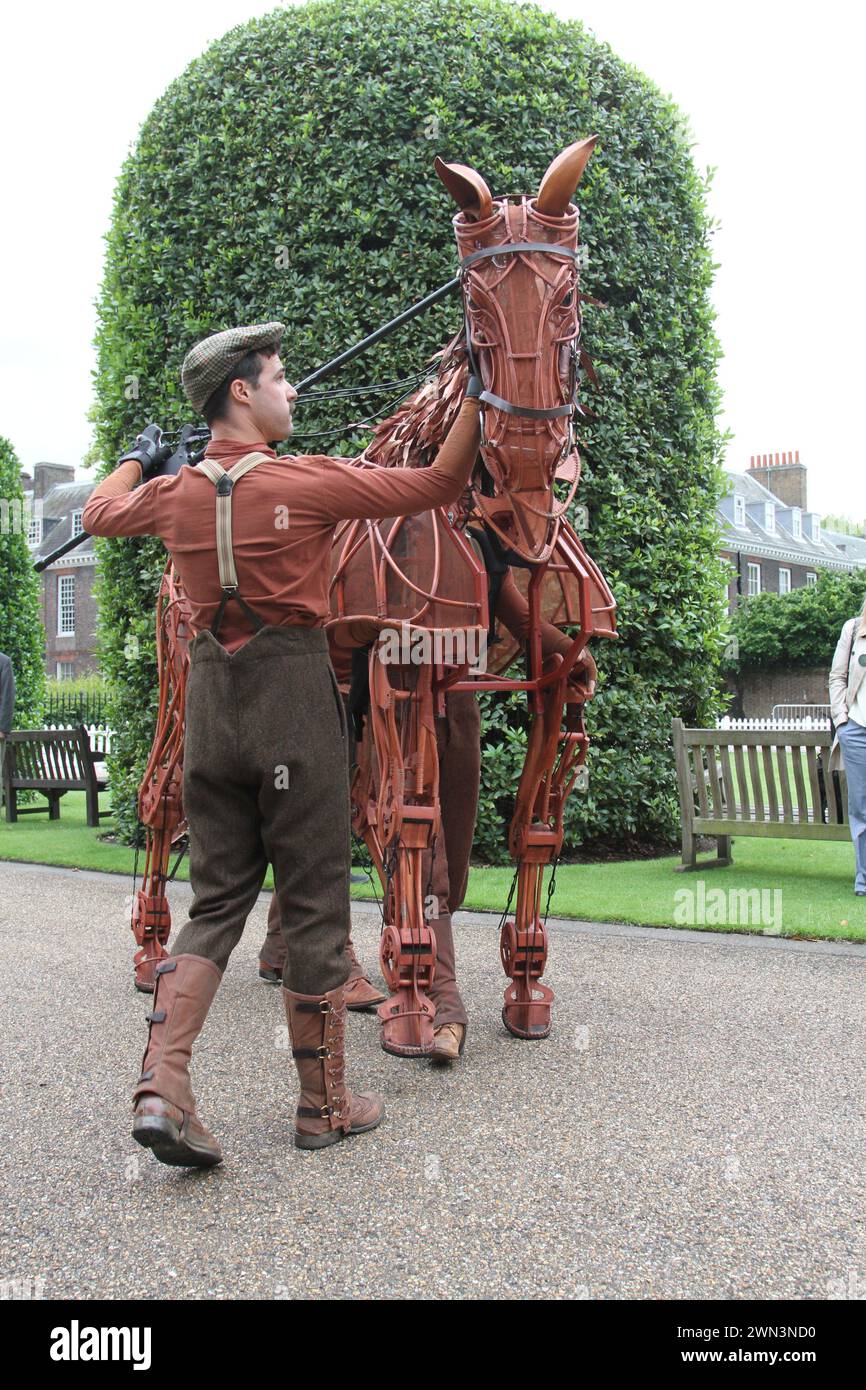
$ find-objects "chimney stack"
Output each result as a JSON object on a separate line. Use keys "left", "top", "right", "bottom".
{"left": 748, "top": 450, "right": 807, "bottom": 510}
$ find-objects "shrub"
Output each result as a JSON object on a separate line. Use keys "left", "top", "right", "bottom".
{"left": 728, "top": 570, "right": 866, "bottom": 672}
{"left": 92, "top": 0, "right": 727, "bottom": 851}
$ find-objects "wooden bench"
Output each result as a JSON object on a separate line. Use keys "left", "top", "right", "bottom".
{"left": 672, "top": 718, "right": 848, "bottom": 871}
{"left": 2, "top": 725, "right": 111, "bottom": 827}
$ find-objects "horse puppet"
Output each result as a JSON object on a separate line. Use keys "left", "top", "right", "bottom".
{"left": 129, "top": 138, "right": 617, "bottom": 1054}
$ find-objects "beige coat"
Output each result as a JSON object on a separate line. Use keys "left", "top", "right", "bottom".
{"left": 828, "top": 616, "right": 866, "bottom": 772}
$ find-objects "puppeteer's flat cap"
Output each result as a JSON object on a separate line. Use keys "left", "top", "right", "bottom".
{"left": 181, "top": 321, "right": 285, "bottom": 412}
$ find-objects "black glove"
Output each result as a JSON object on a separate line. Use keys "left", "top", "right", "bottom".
{"left": 465, "top": 373, "right": 484, "bottom": 399}
{"left": 118, "top": 425, "right": 174, "bottom": 481}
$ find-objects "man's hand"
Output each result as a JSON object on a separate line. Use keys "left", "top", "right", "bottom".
{"left": 118, "top": 425, "right": 174, "bottom": 482}
{"left": 568, "top": 647, "right": 597, "bottom": 700}
{"left": 543, "top": 647, "right": 597, "bottom": 702}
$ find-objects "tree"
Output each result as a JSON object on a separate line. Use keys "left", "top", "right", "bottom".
{"left": 0, "top": 436, "right": 46, "bottom": 726}
{"left": 92, "top": 0, "right": 727, "bottom": 850}
{"left": 728, "top": 570, "right": 866, "bottom": 671}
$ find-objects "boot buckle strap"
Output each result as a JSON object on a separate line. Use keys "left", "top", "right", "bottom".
{"left": 297, "top": 1104, "right": 332, "bottom": 1119}
{"left": 294, "top": 999, "right": 333, "bottom": 1014}
{"left": 155, "top": 960, "right": 177, "bottom": 976}
{"left": 291, "top": 1046, "right": 331, "bottom": 1059}
{"left": 145, "top": 1010, "right": 166, "bottom": 1024}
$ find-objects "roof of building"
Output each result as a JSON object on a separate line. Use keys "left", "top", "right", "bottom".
{"left": 823, "top": 529, "right": 866, "bottom": 563}
{"left": 718, "top": 470, "right": 860, "bottom": 571}
{"left": 32, "top": 481, "right": 97, "bottom": 565}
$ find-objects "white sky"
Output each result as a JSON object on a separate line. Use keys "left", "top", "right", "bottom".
{"left": 1, "top": 0, "right": 862, "bottom": 519}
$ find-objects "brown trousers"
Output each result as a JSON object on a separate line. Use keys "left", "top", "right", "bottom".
{"left": 171, "top": 625, "right": 352, "bottom": 994}
{"left": 259, "top": 687, "right": 481, "bottom": 1026}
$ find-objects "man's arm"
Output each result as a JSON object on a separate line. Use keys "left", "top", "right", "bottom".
{"left": 314, "top": 398, "right": 480, "bottom": 523}
{"left": 82, "top": 460, "right": 165, "bottom": 538}
{"left": 494, "top": 568, "right": 597, "bottom": 694}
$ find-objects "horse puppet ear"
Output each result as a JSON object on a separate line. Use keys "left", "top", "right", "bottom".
{"left": 434, "top": 156, "right": 494, "bottom": 221}
{"left": 535, "top": 136, "right": 598, "bottom": 216}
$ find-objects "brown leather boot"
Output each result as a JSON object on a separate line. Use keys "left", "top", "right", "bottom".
{"left": 132, "top": 955, "right": 223, "bottom": 1167}
{"left": 428, "top": 911, "right": 468, "bottom": 1063}
{"left": 283, "top": 984, "right": 384, "bottom": 1150}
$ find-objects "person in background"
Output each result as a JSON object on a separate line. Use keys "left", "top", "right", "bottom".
{"left": 0, "top": 651, "right": 15, "bottom": 811}
{"left": 828, "top": 595, "right": 866, "bottom": 894}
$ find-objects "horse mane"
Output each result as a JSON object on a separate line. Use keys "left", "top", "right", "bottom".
{"left": 360, "top": 330, "right": 469, "bottom": 470}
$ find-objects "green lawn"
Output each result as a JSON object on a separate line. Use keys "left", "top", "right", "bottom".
{"left": 2, "top": 791, "right": 865, "bottom": 943}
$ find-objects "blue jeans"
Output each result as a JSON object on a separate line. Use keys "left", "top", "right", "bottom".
{"left": 836, "top": 718, "right": 866, "bottom": 891}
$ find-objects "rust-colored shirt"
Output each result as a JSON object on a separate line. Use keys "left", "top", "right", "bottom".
{"left": 83, "top": 404, "right": 479, "bottom": 653}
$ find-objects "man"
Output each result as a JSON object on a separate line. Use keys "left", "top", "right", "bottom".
{"left": 256, "top": 567, "right": 597, "bottom": 1062}
{"left": 83, "top": 321, "right": 481, "bottom": 1166}
{"left": 0, "top": 650, "right": 15, "bottom": 811}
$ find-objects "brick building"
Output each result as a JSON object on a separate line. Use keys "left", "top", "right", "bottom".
{"left": 719, "top": 451, "right": 866, "bottom": 715}
{"left": 718, "top": 450, "right": 863, "bottom": 612}
{"left": 20, "top": 463, "right": 100, "bottom": 679}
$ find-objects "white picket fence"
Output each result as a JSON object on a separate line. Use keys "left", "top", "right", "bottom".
{"left": 715, "top": 715, "right": 830, "bottom": 731}
{"left": 45, "top": 722, "right": 115, "bottom": 754}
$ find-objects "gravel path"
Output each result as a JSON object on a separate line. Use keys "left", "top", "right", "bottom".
{"left": 1, "top": 861, "right": 863, "bottom": 1300}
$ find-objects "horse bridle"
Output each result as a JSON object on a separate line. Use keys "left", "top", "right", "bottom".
{"left": 458, "top": 239, "right": 582, "bottom": 451}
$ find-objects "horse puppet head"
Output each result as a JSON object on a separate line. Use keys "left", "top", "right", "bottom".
{"left": 435, "top": 137, "right": 596, "bottom": 563}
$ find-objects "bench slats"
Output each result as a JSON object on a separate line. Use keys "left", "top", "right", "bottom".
{"left": 732, "top": 743, "right": 749, "bottom": 819}
{"left": 719, "top": 743, "right": 736, "bottom": 818}
{"left": 774, "top": 742, "right": 794, "bottom": 821}
{"left": 707, "top": 742, "right": 725, "bottom": 818}
{"left": 761, "top": 743, "right": 779, "bottom": 822}
{"left": 804, "top": 745, "right": 823, "bottom": 821}
{"left": 790, "top": 746, "right": 809, "bottom": 822}
{"left": 746, "top": 744, "right": 764, "bottom": 820}
{"left": 694, "top": 744, "right": 710, "bottom": 818}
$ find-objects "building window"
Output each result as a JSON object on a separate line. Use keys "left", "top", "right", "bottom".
{"left": 23, "top": 492, "right": 43, "bottom": 546}
{"left": 747, "top": 563, "right": 761, "bottom": 597}
{"left": 791, "top": 509, "right": 802, "bottom": 540}
{"left": 779, "top": 568, "right": 791, "bottom": 595}
{"left": 57, "top": 574, "right": 76, "bottom": 636}
{"left": 764, "top": 502, "right": 775, "bottom": 533}
{"left": 805, "top": 572, "right": 817, "bottom": 586}
{"left": 734, "top": 494, "right": 746, "bottom": 527}
{"left": 71, "top": 509, "right": 84, "bottom": 537}
{"left": 56, "top": 661, "right": 75, "bottom": 680}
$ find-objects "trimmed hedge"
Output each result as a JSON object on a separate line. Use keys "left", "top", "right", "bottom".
{"left": 0, "top": 436, "right": 46, "bottom": 729}
{"left": 93, "top": 0, "right": 727, "bottom": 852}
{"left": 727, "top": 570, "right": 866, "bottom": 672}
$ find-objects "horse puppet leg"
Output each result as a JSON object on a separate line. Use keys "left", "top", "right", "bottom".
{"left": 501, "top": 665, "right": 589, "bottom": 1039}
{"left": 131, "top": 563, "right": 189, "bottom": 992}
{"left": 370, "top": 652, "right": 441, "bottom": 1057}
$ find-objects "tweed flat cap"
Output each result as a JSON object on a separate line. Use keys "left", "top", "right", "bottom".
{"left": 181, "top": 321, "right": 285, "bottom": 412}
